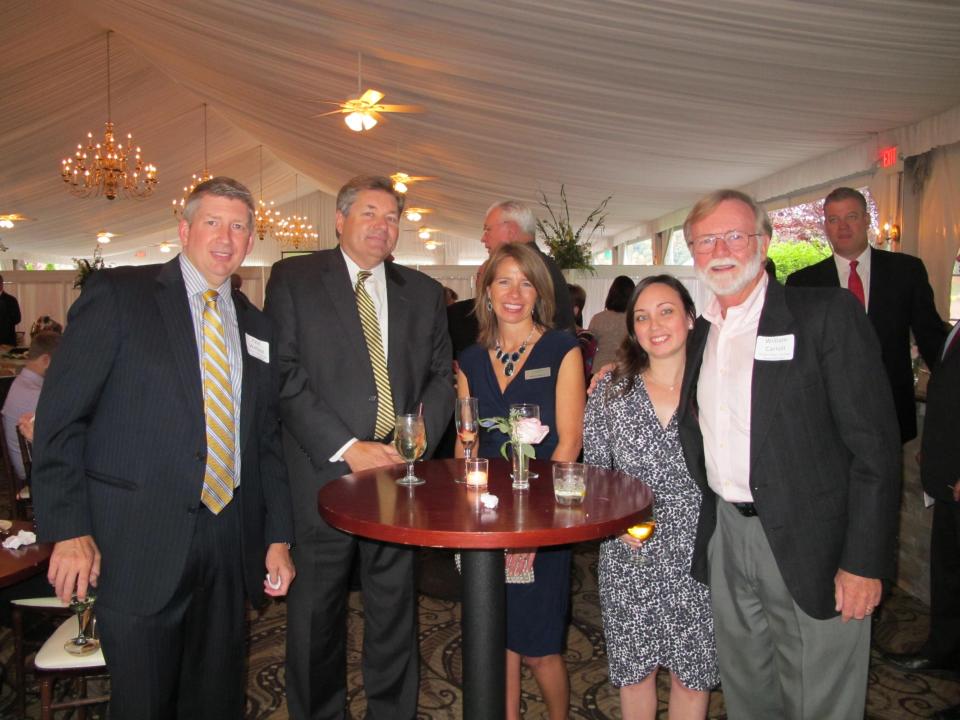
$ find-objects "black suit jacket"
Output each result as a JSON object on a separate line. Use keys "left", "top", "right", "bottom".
{"left": 264, "top": 249, "right": 455, "bottom": 539}
{"left": 32, "top": 258, "right": 293, "bottom": 614}
{"left": 531, "top": 243, "right": 576, "bottom": 333}
{"left": 786, "top": 247, "right": 945, "bottom": 441}
{"left": 447, "top": 298, "right": 479, "bottom": 359}
{"left": 678, "top": 279, "right": 902, "bottom": 619}
{"left": 921, "top": 326, "right": 960, "bottom": 503}
{"left": 0, "top": 291, "right": 21, "bottom": 346}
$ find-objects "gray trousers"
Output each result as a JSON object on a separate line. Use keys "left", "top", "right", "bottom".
{"left": 708, "top": 500, "right": 871, "bottom": 720}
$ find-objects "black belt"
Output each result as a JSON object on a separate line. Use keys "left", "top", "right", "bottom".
{"left": 732, "top": 501, "right": 758, "bottom": 517}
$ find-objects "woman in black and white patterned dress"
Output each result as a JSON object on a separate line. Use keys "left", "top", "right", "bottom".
{"left": 584, "top": 275, "right": 718, "bottom": 719}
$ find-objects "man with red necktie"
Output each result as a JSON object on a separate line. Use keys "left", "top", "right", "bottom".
{"left": 787, "top": 186, "right": 946, "bottom": 443}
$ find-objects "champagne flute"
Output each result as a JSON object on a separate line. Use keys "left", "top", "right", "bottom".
{"left": 454, "top": 397, "right": 479, "bottom": 483}
{"left": 395, "top": 413, "right": 427, "bottom": 486}
{"left": 625, "top": 520, "right": 656, "bottom": 566}
{"left": 64, "top": 591, "right": 99, "bottom": 655}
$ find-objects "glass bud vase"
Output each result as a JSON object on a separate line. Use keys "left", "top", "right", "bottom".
{"left": 511, "top": 441, "right": 530, "bottom": 490}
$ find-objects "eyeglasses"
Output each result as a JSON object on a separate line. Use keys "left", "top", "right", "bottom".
{"left": 825, "top": 212, "right": 865, "bottom": 226}
{"left": 688, "top": 230, "right": 763, "bottom": 254}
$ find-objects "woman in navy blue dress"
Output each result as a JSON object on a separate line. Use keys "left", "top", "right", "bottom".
{"left": 457, "top": 243, "right": 585, "bottom": 720}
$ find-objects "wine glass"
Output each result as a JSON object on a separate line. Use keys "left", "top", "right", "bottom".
{"left": 509, "top": 403, "right": 540, "bottom": 481}
{"left": 454, "top": 397, "right": 479, "bottom": 483}
{"left": 395, "top": 413, "right": 427, "bottom": 486}
{"left": 625, "top": 520, "right": 656, "bottom": 566}
{"left": 64, "top": 591, "right": 99, "bottom": 655}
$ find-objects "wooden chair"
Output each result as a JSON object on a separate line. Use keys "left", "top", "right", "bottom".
{"left": 0, "top": 420, "right": 31, "bottom": 520}
{"left": 11, "top": 597, "right": 71, "bottom": 718}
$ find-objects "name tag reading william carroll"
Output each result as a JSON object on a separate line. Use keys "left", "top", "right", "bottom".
{"left": 754, "top": 334, "right": 794, "bottom": 362}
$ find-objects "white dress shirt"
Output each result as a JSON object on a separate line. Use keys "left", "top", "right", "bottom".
{"left": 698, "top": 274, "right": 768, "bottom": 503}
{"left": 832, "top": 246, "right": 871, "bottom": 311}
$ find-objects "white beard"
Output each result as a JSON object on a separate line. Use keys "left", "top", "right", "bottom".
{"left": 695, "top": 244, "right": 764, "bottom": 297}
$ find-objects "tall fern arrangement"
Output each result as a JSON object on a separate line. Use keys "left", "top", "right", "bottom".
{"left": 536, "top": 185, "right": 612, "bottom": 271}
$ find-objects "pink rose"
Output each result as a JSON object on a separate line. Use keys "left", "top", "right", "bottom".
{"left": 514, "top": 417, "right": 549, "bottom": 445}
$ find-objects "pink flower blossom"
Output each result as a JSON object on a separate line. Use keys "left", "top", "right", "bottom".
{"left": 514, "top": 417, "right": 549, "bottom": 444}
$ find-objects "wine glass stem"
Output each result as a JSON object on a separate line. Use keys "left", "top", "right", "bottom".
{"left": 407, "top": 461, "right": 414, "bottom": 479}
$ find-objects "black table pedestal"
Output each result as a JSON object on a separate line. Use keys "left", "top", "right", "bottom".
{"left": 461, "top": 549, "right": 506, "bottom": 720}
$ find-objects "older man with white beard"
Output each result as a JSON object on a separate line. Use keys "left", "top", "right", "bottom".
{"left": 675, "top": 189, "right": 901, "bottom": 719}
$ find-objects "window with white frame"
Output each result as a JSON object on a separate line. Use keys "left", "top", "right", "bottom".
{"left": 622, "top": 238, "right": 654, "bottom": 265}
{"left": 663, "top": 228, "right": 692, "bottom": 265}
{"left": 592, "top": 249, "right": 613, "bottom": 265}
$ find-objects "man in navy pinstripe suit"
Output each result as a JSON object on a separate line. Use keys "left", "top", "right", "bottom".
{"left": 32, "top": 177, "right": 295, "bottom": 719}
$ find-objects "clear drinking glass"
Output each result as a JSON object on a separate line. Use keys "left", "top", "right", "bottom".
{"left": 394, "top": 413, "right": 427, "bottom": 486}
{"left": 454, "top": 397, "right": 479, "bottom": 483}
{"left": 552, "top": 462, "right": 586, "bottom": 505}
{"left": 64, "top": 592, "right": 99, "bottom": 655}
{"left": 625, "top": 520, "right": 656, "bottom": 566}
{"left": 509, "top": 403, "right": 540, "bottom": 487}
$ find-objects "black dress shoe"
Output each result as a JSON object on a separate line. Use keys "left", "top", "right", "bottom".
{"left": 884, "top": 651, "right": 958, "bottom": 673}
{"left": 933, "top": 703, "right": 960, "bottom": 720}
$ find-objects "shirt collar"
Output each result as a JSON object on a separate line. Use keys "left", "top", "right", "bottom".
{"left": 179, "top": 254, "right": 231, "bottom": 300}
{"left": 340, "top": 247, "right": 386, "bottom": 286}
{"left": 703, "top": 272, "right": 768, "bottom": 328}
{"left": 833, "top": 245, "right": 871, "bottom": 270}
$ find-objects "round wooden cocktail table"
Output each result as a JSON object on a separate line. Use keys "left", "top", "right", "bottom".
{"left": 318, "top": 457, "right": 652, "bottom": 720}
{"left": 0, "top": 520, "right": 51, "bottom": 588}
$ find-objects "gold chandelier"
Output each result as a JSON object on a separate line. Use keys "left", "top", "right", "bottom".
{"left": 172, "top": 104, "right": 213, "bottom": 217}
{"left": 276, "top": 175, "right": 318, "bottom": 249}
{"left": 254, "top": 146, "right": 279, "bottom": 242}
{"left": 61, "top": 31, "right": 158, "bottom": 200}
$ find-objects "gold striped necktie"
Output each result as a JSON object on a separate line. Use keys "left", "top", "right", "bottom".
{"left": 355, "top": 271, "right": 395, "bottom": 440}
{"left": 200, "top": 289, "right": 236, "bottom": 513}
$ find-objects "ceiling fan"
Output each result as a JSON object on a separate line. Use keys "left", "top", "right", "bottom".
{"left": 391, "top": 172, "right": 435, "bottom": 194}
{"left": 404, "top": 226, "right": 443, "bottom": 250}
{"left": 96, "top": 230, "right": 119, "bottom": 244}
{"left": 150, "top": 240, "right": 180, "bottom": 254}
{"left": 0, "top": 213, "right": 32, "bottom": 229}
{"left": 316, "top": 53, "right": 423, "bottom": 132}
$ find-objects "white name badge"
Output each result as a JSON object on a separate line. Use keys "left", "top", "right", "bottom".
{"left": 754, "top": 334, "right": 795, "bottom": 361}
{"left": 245, "top": 333, "right": 270, "bottom": 364}
{"left": 525, "top": 367, "right": 551, "bottom": 380}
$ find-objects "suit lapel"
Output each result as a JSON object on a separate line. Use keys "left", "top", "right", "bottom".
{"left": 233, "top": 294, "right": 257, "bottom": 451}
{"left": 321, "top": 250, "right": 371, "bottom": 370}
{"left": 385, "top": 262, "right": 410, "bottom": 411}
{"left": 155, "top": 259, "right": 204, "bottom": 422}
{"left": 679, "top": 317, "right": 708, "bottom": 425}
{"left": 750, "top": 280, "right": 796, "bottom": 468}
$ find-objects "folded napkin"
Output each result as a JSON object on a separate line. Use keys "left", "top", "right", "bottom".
{"left": 3, "top": 529, "right": 37, "bottom": 549}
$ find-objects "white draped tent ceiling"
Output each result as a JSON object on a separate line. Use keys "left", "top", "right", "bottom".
{"left": 2, "top": 0, "right": 960, "bottom": 266}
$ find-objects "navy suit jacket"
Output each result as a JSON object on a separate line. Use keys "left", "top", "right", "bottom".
{"left": 786, "top": 247, "right": 945, "bottom": 441}
{"left": 32, "top": 258, "right": 293, "bottom": 614}
{"left": 678, "top": 279, "right": 902, "bottom": 619}
{"left": 264, "top": 249, "right": 455, "bottom": 539}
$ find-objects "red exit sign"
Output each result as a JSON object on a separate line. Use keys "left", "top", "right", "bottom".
{"left": 878, "top": 146, "right": 898, "bottom": 168}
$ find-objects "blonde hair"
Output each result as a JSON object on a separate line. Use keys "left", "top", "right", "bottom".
{"left": 683, "top": 189, "right": 772, "bottom": 246}
{"left": 475, "top": 244, "right": 555, "bottom": 348}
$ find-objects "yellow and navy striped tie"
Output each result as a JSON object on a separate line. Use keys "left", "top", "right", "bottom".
{"left": 355, "top": 271, "right": 395, "bottom": 440}
{"left": 200, "top": 289, "right": 236, "bottom": 513}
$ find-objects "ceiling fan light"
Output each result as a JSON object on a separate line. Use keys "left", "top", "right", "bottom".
{"left": 394, "top": 180, "right": 408, "bottom": 194}
{"left": 424, "top": 240, "right": 437, "bottom": 250}
{"left": 406, "top": 210, "right": 422, "bottom": 222}
{"left": 344, "top": 112, "right": 365, "bottom": 132}
{"left": 361, "top": 112, "right": 378, "bottom": 131}
{"left": 159, "top": 243, "right": 172, "bottom": 253}
{"left": 418, "top": 228, "right": 431, "bottom": 240}
{"left": 0, "top": 220, "right": 13, "bottom": 229}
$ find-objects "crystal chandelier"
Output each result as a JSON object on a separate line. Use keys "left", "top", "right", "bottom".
{"left": 276, "top": 175, "right": 318, "bottom": 249}
{"left": 254, "top": 146, "right": 279, "bottom": 241}
{"left": 61, "top": 31, "right": 158, "bottom": 200}
{"left": 172, "top": 104, "right": 213, "bottom": 217}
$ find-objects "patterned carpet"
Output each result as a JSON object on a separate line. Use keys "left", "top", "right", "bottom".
{"left": 2, "top": 542, "right": 958, "bottom": 719}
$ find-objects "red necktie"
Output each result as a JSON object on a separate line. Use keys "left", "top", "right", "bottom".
{"left": 945, "top": 325, "right": 960, "bottom": 360}
{"left": 847, "top": 260, "right": 865, "bottom": 308}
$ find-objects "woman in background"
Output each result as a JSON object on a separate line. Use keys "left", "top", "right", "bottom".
{"left": 457, "top": 243, "right": 585, "bottom": 720}
{"left": 583, "top": 275, "right": 718, "bottom": 719}
{"left": 588, "top": 274, "right": 635, "bottom": 369}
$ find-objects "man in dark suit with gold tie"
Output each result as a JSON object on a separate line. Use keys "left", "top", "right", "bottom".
{"left": 32, "top": 177, "right": 295, "bottom": 719}
{"left": 265, "top": 175, "right": 454, "bottom": 719}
